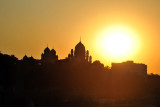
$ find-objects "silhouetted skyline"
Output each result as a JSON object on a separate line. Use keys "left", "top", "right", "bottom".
{"left": 1, "top": 0, "right": 160, "bottom": 106}
{"left": 2, "top": 41, "right": 160, "bottom": 106}
{"left": 0, "top": 0, "right": 160, "bottom": 74}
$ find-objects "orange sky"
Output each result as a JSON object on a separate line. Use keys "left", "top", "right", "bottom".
{"left": 0, "top": 0, "right": 160, "bottom": 74}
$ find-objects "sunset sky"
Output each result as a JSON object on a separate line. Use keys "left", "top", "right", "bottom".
{"left": 0, "top": 0, "right": 160, "bottom": 74}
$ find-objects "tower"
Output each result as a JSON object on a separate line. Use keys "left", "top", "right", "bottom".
{"left": 71, "top": 49, "right": 74, "bottom": 58}
{"left": 86, "top": 50, "right": 89, "bottom": 62}
{"left": 89, "top": 56, "right": 92, "bottom": 63}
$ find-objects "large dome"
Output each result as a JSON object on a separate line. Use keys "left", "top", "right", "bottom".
{"left": 75, "top": 41, "right": 85, "bottom": 60}
{"left": 51, "top": 49, "right": 56, "bottom": 55}
{"left": 75, "top": 41, "right": 85, "bottom": 50}
{"left": 44, "top": 47, "right": 50, "bottom": 53}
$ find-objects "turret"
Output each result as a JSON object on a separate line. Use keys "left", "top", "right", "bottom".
{"left": 86, "top": 50, "right": 89, "bottom": 62}
{"left": 71, "top": 49, "right": 74, "bottom": 58}
{"left": 89, "top": 56, "right": 92, "bottom": 63}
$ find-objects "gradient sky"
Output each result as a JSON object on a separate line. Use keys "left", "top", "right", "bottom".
{"left": 0, "top": 0, "right": 160, "bottom": 74}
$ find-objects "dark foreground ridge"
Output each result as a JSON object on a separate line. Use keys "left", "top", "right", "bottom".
{"left": 0, "top": 41, "right": 160, "bottom": 107}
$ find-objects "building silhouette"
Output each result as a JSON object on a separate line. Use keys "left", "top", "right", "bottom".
{"left": 0, "top": 39, "right": 154, "bottom": 107}
{"left": 40, "top": 40, "right": 92, "bottom": 64}
{"left": 67, "top": 40, "right": 92, "bottom": 63}
{"left": 74, "top": 41, "right": 85, "bottom": 61}
{"left": 111, "top": 61, "right": 147, "bottom": 76}
{"left": 41, "top": 46, "right": 58, "bottom": 64}
{"left": 40, "top": 41, "right": 148, "bottom": 76}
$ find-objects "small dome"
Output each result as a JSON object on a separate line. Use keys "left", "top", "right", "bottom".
{"left": 23, "top": 54, "right": 28, "bottom": 60}
{"left": 51, "top": 49, "right": 56, "bottom": 54}
{"left": 44, "top": 47, "right": 50, "bottom": 53}
{"left": 30, "top": 55, "right": 34, "bottom": 59}
{"left": 75, "top": 41, "right": 85, "bottom": 50}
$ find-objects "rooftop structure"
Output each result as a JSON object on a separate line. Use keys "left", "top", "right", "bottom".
{"left": 111, "top": 61, "right": 147, "bottom": 76}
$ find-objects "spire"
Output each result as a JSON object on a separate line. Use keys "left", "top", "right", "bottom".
{"left": 80, "top": 36, "right": 81, "bottom": 42}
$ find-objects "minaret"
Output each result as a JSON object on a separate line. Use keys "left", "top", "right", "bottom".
{"left": 68, "top": 54, "right": 71, "bottom": 59}
{"left": 89, "top": 56, "right": 92, "bottom": 63}
{"left": 86, "top": 50, "right": 89, "bottom": 62}
{"left": 71, "top": 49, "right": 73, "bottom": 58}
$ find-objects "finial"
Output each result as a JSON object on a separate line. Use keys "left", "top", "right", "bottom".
{"left": 47, "top": 44, "right": 48, "bottom": 47}
{"left": 80, "top": 36, "right": 81, "bottom": 42}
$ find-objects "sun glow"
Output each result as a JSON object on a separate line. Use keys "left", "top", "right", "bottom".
{"left": 95, "top": 25, "right": 140, "bottom": 61}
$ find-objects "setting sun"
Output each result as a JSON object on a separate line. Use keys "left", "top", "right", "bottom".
{"left": 95, "top": 25, "right": 140, "bottom": 61}
{"left": 104, "top": 31, "right": 132, "bottom": 56}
